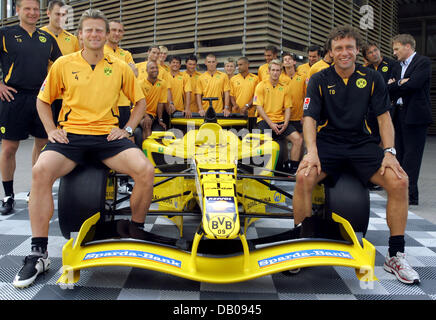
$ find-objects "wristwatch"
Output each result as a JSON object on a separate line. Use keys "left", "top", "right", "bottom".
{"left": 224, "top": 105, "right": 230, "bottom": 110}
{"left": 124, "top": 126, "right": 133, "bottom": 137}
{"left": 245, "top": 103, "right": 250, "bottom": 108}
{"left": 384, "top": 147, "right": 396, "bottom": 156}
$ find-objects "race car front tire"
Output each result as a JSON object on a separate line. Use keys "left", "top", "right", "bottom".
{"left": 324, "top": 171, "right": 370, "bottom": 236}
{"left": 58, "top": 164, "right": 109, "bottom": 239}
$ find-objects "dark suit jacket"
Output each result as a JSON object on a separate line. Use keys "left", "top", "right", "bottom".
{"left": 388, "top": 53, "right": 433, "bottom": 125}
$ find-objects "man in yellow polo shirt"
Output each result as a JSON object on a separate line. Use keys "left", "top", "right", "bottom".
{"left": 136, "top": 45, "right": 174, "bottom": 124}
{"left": 307, "top": 41, "right": 333, "bottom": 80}
{"left": 41, "top": 0, "right": 80, "bottom": 127}
{"left": 257, "top": 45, "right": 278, "bottom": 82}
{"left": 138, "top": 61, "right": 168, "bottom": 140}
{"left": 297, "top": 45, "right": 321, "bottom": 78}
{"left": 196, "top": 53, "right": 230, "bottom": 116}
{"left": 13, "top": 9, "right": 153, "bottom": 289}
{"left": 104, "top": 20, "right": 139, "bottom": 194}
{"left": 168, "top": 55, "right": 192, "bottom": 118}
{"left": 230, "top": 57, "right": 258, "bottom": 129}
{"left": 254, "top": 59, "right": 303, "bottom": 175}
{"left": 181, "top": 54, "right": 202, "bottom": 113}
{"left": 104, "top": 20, "right": 138, "bottom": 128}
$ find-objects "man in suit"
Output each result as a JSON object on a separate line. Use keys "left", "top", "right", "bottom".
{"left": 388, "top": 34, "right": 433, "bottom": 206}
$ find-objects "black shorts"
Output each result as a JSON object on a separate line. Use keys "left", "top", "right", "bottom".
{"left": 289, "top": 120, "right": 303, "bottom": 133}
{"left": 317, "top": 138, "right": 384, "bottom": 187}
{"left": 256, "top": 120, "right": 296, "bottom": 140}
{"left": 118, "top": 106, "right": 131, "bottom": 129}
{"left": 0, "top": 91, "right": 47, "bottom": 140}
{"left": 42, "top": 133, "right": 139, "bottom": 165}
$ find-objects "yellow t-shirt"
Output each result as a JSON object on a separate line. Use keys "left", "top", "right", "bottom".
{"left": 104, "top": 44, "right": 135, "bottom": 107}
{"left": 40, "top": 26, "right": 80, "bottom": 56}
{"left": 257, "top": 63, "right": 270, "bottom": 82}
{"left": 230, "top": 72, "right": 259, "bottom": 116}
{"left": 38, "top": 51, "right": 144, "bottom": 135}
{"left": 139, "top": 78, "right": 168, "bottom": 117}
{"left": 136, "top": 61, "right": 171, "bottom": 88}
{"left": 195, "top": 70, "right": 230, "bottom": 113}
{"left": 296, "top": 63, "right": 311, "bottom": 78}
{"left": 308, "top": 59, "right": 331, "bottom": 80}
{"left": 253, "top": 80, "right": 292, "bottom": 123}
{"left": 286, "top": 72, "right": 306, "bottom": 121}
{"left": 181, "top": 70, "right": 202, "bottom": 112}
{"left": 168, "top": 71, "right": 192, "bottom": 111}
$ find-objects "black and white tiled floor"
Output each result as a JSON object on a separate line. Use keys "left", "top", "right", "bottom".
{"left": 1, "top": 181, "right": 436, "bottom": 301}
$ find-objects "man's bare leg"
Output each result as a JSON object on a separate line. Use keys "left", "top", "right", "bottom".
{"left": 370, "top": 167, "right": 408, "bottom": 236}
{"left": 29, "top": 151, "right": 77, "bottom": 237}
{"left": 0, "top": 139, "right": 19, "bottom": 183}
{"left": 102, "top": 147, "right": 154, "bottom": 224}
{"left": 292, "top": 168, "right": 327, "bottom": 225}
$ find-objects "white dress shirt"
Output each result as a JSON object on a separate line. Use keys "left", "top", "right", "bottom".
{"left": 397, "top": 51, "right": 416, "bottom": 105}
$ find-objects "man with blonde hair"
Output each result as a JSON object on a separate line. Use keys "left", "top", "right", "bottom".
{"left": 13, "top": 9, "right": 153, "bottom": 288}
{"left": 254, "top": 59, "right": 303, "bottom": 174}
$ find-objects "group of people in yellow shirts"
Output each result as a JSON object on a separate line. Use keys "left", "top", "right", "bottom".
{"left": 39, "top": 1, "right": 330, "bottom": 177}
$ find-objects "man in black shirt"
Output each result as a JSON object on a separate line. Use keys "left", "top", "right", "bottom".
{"left": 0, "top": 0, "right": 61, "bottom": 215}
{"left": 361, "top": 41, "right": 397, "bottom": 143}
{"left": 293, "top": 25, "right": 419, "bottom": 285}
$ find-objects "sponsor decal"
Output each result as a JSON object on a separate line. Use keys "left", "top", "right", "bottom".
{"left": 83, "top": 249, "right": 182, "bottom": 268}
{"left": 40, "top": 78, "right": 47, "bottom": 92}
{"left": 356, "top": 78, "right": 367, "bottom": 88}
{"left": 303, "top": 97, "right": 310, "bottom": 110}
{"left": 258, "top": 249, "right": 353, "bottom": 268}
{"left": 205, "top": 196, "right": 236, "bottom": 214}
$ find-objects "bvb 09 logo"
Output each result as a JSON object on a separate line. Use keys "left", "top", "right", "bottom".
{"left": 356, "top": 78, "right": 367, "bottom": 89}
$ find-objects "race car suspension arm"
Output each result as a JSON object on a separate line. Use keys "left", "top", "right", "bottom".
{"left": 239, "top": 177, "right": 294, "bottom": 200}
{"left": 236, "top": 192, "right": 293, "bottom": 213}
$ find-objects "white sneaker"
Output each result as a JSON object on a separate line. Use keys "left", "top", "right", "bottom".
{"left": 383, "top": 252, "right": 420, "bottom": 284}
{"left": 13, "top": 253, "right": 51, "bottom": 288}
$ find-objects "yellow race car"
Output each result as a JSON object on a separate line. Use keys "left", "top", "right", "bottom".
{"left": 56, "top": 99, "right": 377, "bottom": 287}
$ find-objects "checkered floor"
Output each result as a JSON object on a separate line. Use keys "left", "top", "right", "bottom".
{"left": 1, "top": 180, "right": 436, "bottom": 301}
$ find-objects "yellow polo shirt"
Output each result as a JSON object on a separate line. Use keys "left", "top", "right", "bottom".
{"left": 38, "top": 51, "right": 144, "bottom": 135}
{"left": 230, "top": 72, "right": 259, "bottom": 116}
{"left": 136, "top": 61, "right": 171, "bottom": 88}
{"left": 308, "top": 59, "right": 331, "bottom": 79}
{"left": 195, "top": 70, "right": 230, "bottom": 113}
{"left": 40, "top": 26, "right": 79, "bottom": 56}
{"left": 139, "top": 78, "right": 168, "bottom": 117}
{"left": 182, "top": 70, "right": 202, "bottom": 112}
{"left": 257, "top": 63, "right": 270, "bottom": 82}
{"left": 104, "top": 44, "right": 135, "bottom": 107}
{"left": 253, "top": 80, "right": 292, "bottom": 123}
{"left": 168, "top": 71, "right": 192, "bottom": 111}
{"left": 296, "top": 63, "right": 311, "bottom": 78}
{"left": 286, "top": 72, "right": 306, "bottom": 121}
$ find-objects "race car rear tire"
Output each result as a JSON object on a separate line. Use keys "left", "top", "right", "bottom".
{"left": 324, "top": 171, "right": 370, "bottom": 236}
{"left": 58, "top": 164, "right": 109, "bottom": 239}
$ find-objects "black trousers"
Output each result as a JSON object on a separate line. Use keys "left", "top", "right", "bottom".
{"left": 393, "top": 105, "right": 428, "bottom": 201}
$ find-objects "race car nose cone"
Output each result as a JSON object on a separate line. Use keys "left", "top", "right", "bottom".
{"left": 204, "top": 106, "right": 217, "bottom": 123}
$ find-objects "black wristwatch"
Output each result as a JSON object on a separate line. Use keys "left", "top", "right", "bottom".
{"left": 124, "top": 126, "right": 133, "bottom": 137}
